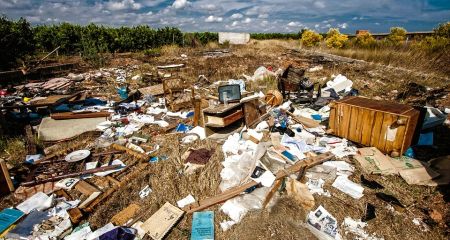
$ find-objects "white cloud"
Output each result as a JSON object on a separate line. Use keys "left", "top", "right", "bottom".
{"left": 258, "top": 13, "right": 268, "bottom": 19}
{"left": 314, "top": 24, "right": 320, "bottom": 28}
{"left": 314, "top": 1, "right": 326, "bottom": 9}
{"left": 261, "top": 20, "right": 268, "bottom": 26}
{"left": 172, "top": 0, "right": 189, "bottom": 9}
{"left": 105, "top": 0, "right": 141, "bottom": 11}
{"left": 242, "top": 17, "right": 252, "bottom": 24}
{"left": 338, "top": 23, "right": 348, "bottom": 29}
{"left": 231, "top": 21, "right": 239, "bottom": 27}
{"left": 205, "top": 15, "right": 223, "bottom": 23}
{"left": 287, "top": 21, "right": 303, "bottom": 27}
{"left": 352, "top": 17, "right": 358, "bottom": 20}
{"left": 200, "top": 4, "right": 218, "bottom": 11}
{"left": 230, "top": 13, "right": 243, "bottom": 19}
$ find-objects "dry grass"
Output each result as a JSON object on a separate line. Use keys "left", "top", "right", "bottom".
{"left": 321, "top": 47, "right": 450, "bottom": 77}
{"left": 0, "top": 137, "right": 27, "bottom": 168}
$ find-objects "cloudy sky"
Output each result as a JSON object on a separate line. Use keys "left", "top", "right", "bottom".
{"left": 1, "top": 0, "right": 449, "bottom": 33}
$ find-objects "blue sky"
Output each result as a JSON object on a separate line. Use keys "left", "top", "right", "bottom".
{"left": 1, "top": 0, "right": 449, "bottom": 33}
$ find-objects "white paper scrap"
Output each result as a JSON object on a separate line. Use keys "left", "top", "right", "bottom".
{"left": 332, "top": 176, "right": 364, "bottom": 199}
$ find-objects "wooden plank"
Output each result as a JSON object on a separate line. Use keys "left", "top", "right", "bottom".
{"left": 354, "top": 107, "right": 364, "bottom": 144}
{"left": 51, "top": 111, "right": 110, "bottom": 120}
{"left": 335, "top": 104, "right": 343, "bottom": 136}
{"left": 141, "top": 202, "right": 184, "bottom": 240}
{"left": 263, "top": 179, "right": 283, "bottom": 208}
{"left": 183, "top": 152, "right": 334, "bottom": 213}
{"left": 243, "top": 99, "right": 261, "bottom": 127}
{"left": 79, "top": 192, "right": 101, "bottom": 209}
{"left": 75, "top": 180, "right": 100, "bottom": 196}
{"left": 348, "top": 107, "right": 359, "bottom": 142}
{"left": 68, "top": 208, "right": 83, "bottom": 224}
{"left": 328, "top": 104, "right": 336, "bottom": 134}
{"left": 393, "top": 123, "right": 407, "bottom": 156}
{"left": 385, "top": 115, "right": 398, "bottom": 154}
{"left": 285, "top": 111, "right": 320, "bottom": 128}
{"left": 138, "top": 84, "right": 164, "bottom": 96}
{"left": 377, "top": 114, "right": 393, "bottom": 153}
{"left": 360, "top": 109, "right": 375, "bottom": 146}
{"left": 111, "top": 203, "right": 141, "bottom": 226}
{"left": 206, "top": 109, "right": 243, "bottom": 127}
{"left": 401, "top": 111, "right": 420, "bottom": 154}
{"left": 341, "top": 104, "right": 352, "bottom": 139}
{"left": 0, "top": 160, "right": 14, "bottom": 196}
{"left": 370, "top": 112, "right": 384, "bottom": 148}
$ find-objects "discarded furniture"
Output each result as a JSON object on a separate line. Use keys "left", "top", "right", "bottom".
{"left": 203, "top": 102, "right": 243, "bottom": 128}
{"left": 50, "top": 111, "right": 111, "bottom": 120}
{"left": 162, "top": 78, "right": 194, "bottom": 112}
{"left": 328, "top": 96, "right": 420, "bottom": 157}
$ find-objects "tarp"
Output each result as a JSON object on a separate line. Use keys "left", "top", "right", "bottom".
{"left": 38, "top": 117, "right": 105, "bottom": 141}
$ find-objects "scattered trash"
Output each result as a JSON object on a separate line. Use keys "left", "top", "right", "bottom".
{"left": 306, "top": 205, "right": 341, "bottom": 240}
{"left": 191, "top": 211, "right": 214, "bottom": 240}
{"left": 141, "top": 202, "right": 184, "bottom": 240}
{"left": 177, "top": 194, "right": 196, "bottom": 208}
{"left": 332, "top": 175, "right": 364, "bottom": 199}
{"left": 139, "top": 185, "right": 152, "bottom": 199}
{"left": 376, "top": 192, "right": 405, "bottom": 209}
{"left": 342, "top": 217, "right": 382, "bottom": 240}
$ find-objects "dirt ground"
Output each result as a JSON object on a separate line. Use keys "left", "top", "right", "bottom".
{"left": 1, "top": 40, "right": 449, "bottom": 239}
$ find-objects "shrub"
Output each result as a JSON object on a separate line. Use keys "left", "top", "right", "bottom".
{"left": 325, "top": 28, "right": 348, "bottom": 48}
{"left": 143, "top": 48, "right": 161, "bottom": 57}
{"left": 354, "top": 32, "right": 376, "bottom": 48}
{"left": 301, "top": 30, "right": 323, "bottom": 47}
{"left": 434, "top": 22, "right": 450, "bottom": 38}
{"left": 387, "top": 27, "right": 407, "bottom": 46}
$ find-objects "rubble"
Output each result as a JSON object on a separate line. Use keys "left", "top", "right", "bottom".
{"left": 0, "top": 51, "right": 448, "bottom": 240}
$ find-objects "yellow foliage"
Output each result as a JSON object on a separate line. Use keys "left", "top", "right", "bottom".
{"left": 325, "top": 28, "right": 348, "bottom": 48}
{"left": 301, "top": 30, "right": 323, "bottom": 47}
{"left": 355, "top": 32, "right": 376, "bottom": 48}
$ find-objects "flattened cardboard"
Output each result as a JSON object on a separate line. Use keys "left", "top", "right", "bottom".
{"left": 353, "top": 147, "right": 397, "bottom": 175}
{"left": 141, "top": 202, "right": 184, "bottom": 240}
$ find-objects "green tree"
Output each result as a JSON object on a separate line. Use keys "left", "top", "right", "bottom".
{"left": 301, "top": 29, "right": 323, "bottom": 47}
{"left": 325, "top": 28, "right": 348, "bottom": 48}
{"left": 0, "top": 16, "right": 35, "bottom": 70}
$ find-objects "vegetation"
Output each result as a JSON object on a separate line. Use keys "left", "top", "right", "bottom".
{"left": 354, "top": 32, "right": 376, "bottom": 48}
{"left": 386, "top": 27, "right": 407, "bottom": 46}
{"left": 301, "top": 30, "right": 323, "bottom": 47}
{"left": 325, "top": 28, "right": 348, "bottom": 49}
{"left": 0, "top": 16, "right": 35, "bottom": 70}
{"left": 251, "top": 32, "right": 301, "bottom": 40}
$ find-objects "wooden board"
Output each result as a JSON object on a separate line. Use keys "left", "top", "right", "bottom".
{"left": 138, "top": 84, "right": 164, "bottom": 96}
{"left": 203, "top": 102, "right": 241, "bottom": 114}
{"left": 141, "top": 202, "right": 184, "bottom": 240}
{"left": 206, "top": 109, "right": 243, "bottom": 127}
{"left": 243, "top": 99, "right": 261, "bottom": 127}
{"left": 111, "top": 203, "right": 141, "bottom": 226}
{"left": 51, "top": 111, "right": 110, "bottom": 120}
{"left": 75, "top": 180, "right": 100, "bottom": 196}
{"left": 0, "top": 160, "right": 14, "bottom": 196}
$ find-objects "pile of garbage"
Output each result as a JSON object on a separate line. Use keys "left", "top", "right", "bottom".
{"left": 0, "top": 62, "right": 448, "bottom": 240}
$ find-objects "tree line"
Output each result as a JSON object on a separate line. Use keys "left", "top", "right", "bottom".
{"left": 0, "top": 16, "right": 220, "bottom": 70}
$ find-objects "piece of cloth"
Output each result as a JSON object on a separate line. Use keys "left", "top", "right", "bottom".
{"left": 185, "top": 148, "right": 214, "bottom": 165}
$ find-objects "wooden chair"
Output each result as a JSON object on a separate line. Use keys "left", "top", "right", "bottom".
{"left": 162, "top": 78, "right": 195, "bottom": 112}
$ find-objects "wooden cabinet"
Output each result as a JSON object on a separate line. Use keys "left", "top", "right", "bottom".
{"left": 328, "top": 96, "right": 420, "bottom": 156}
